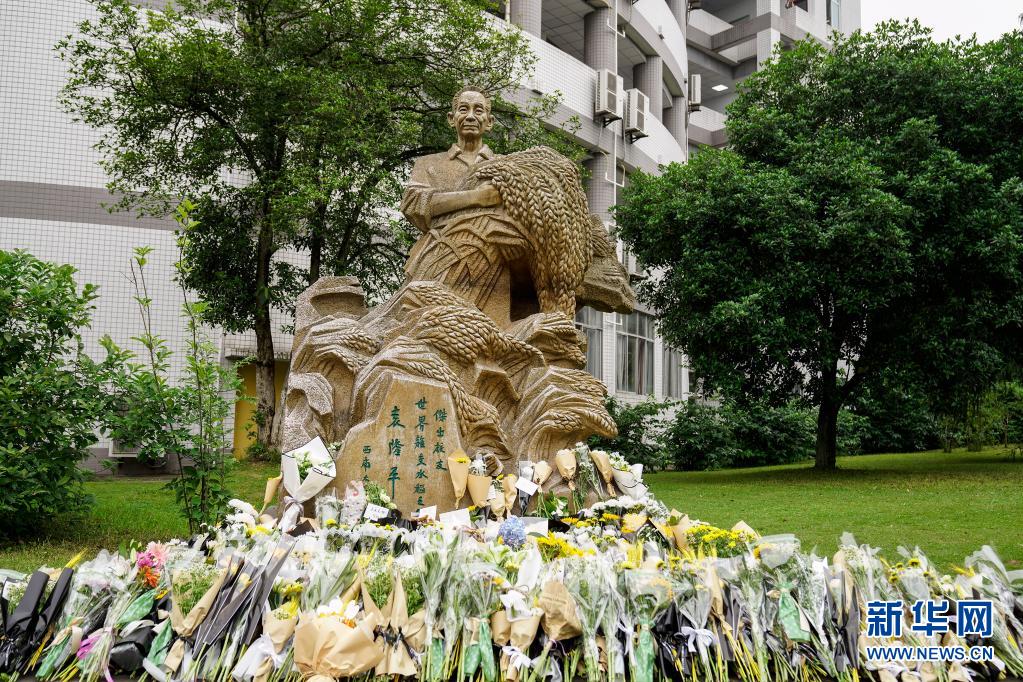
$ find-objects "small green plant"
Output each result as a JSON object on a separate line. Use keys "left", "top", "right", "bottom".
{"left": 112, "top": 201, "right": 242, "bottom": 533}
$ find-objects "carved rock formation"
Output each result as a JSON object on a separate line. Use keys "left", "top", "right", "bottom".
{"left": 282, "top": 147, "right": 636, "bottom": 512}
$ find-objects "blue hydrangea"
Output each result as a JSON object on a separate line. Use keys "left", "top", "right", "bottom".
{"left": 498, "top": 516, "right": 527, "bottom": 549}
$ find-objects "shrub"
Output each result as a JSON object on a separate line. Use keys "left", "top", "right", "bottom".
{"left": 660, "top": 400, "right": 738, "bottom": 470}
{"left": 588, "top": 396, "right": 671, "bottom": 471}
{"left": 0, "top": 250, "right": 125, "bottom": 538}
{"left": 661, "top": 399, "right": 865, "bottom": 470}
{"left": 727, "top": 401, "right": 815, "bottom": 466}
{"left": 847, "top": 373, "right": 939, "bottom": 453}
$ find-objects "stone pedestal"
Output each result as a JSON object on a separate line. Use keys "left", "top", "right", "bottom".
{"left": 334, "top": 373, "right": 463, "bottom": 511}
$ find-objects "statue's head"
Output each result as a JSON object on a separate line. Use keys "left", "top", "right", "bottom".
{"left": 448, "top": 88, "right": 493, "bottom": 144}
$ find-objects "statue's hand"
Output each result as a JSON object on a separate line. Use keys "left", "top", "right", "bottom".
{"left": 476, "top": 183, "right": 501, "bottom": 207}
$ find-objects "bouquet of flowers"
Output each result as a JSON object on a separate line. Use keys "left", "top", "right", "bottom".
{"left": 293, "top": 593, "right": 383, "bottom": 679}
{"left": 607, "top": 452, "right": 647, "bottom": 500}
{"left": 448, "top": 451, "right": 471, "bottom": 507}
{"left": 467, "top": 455, "right": 494, "bottom": 508}
{"left": 554, "top": 447, "right": 578, "bottom": 491}
{"left": 622, "top": 569, "right": 674, "bottom": 682}
{"left": 280, "top": 436, "right": 337, "bottom": 530}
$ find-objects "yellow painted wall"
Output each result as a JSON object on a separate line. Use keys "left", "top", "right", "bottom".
{"left": 233, "top": 360, "right": 290, "bottom": 458}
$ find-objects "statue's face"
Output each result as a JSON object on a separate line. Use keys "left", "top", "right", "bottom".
{"left": 448, "top": 91, "right": 493, "bottom": 140}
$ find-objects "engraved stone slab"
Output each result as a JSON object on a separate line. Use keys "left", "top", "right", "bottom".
{"left": 334, "top": 373, "right": 463, "bottom": 512}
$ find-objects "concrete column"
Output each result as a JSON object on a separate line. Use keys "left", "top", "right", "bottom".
{"left": 602, "top": 312, "right": 618, "bottom": 394}
{"left": 584, "top": 8, "right": 616, "bottom": 73}
{"left": 585, "top": 153, "right": 616, "bottom": 222}
{"left": 664, "top": 95, "right": 688, "bottom": 152}
{"left": 757, "top": 27, "right": 781, "bottom": 68}
{"left": 667, "top": 0, "right": 686, "bottom": 27}
{"left": 633, "top": 56, "right": 663, "bottom": 121}
{"left": 653, "top": 334, "right": 665, "bottom": 399}
{"left": 509, "top": 0, "right": 541, "bottom": 36}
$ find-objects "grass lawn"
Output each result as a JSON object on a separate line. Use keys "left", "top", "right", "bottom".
{"left": 0, "top": 461, "right": 280, "bottom": 575}
{"left": 646, "top": 447, "right": 1023, "bottom": 570}
{"left": 1, "top": 448, "right": 1020, "bottom": 575}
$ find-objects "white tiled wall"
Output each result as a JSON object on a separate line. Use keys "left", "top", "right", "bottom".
{"left": 3, "top": 0, "right": 691, "bottom": 419}
{"left": 1, "top": 1, "right": 109, "bottom": 188}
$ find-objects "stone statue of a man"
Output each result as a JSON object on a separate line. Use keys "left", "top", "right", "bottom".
{"left": 400, "top": 88, "right": 502, "bottom": 233}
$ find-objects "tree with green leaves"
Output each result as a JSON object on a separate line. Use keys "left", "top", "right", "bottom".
{"left": 615, "top": 22, "right": 1023, "bottom": 469}
{"left": 59, "top": 0, "right": 573, "bottom": 452}
{"left": 0, "top": 251, "right": 126, "bottom": 538}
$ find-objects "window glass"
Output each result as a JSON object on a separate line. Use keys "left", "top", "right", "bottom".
{"left": 575, "top": 308, "right": 603, "bottom": 380}
{"left": 663, "top": 346, "right": 686, "bottom": 398}
{"left": 616, "top": 311, "right": 655, "bottom": 394}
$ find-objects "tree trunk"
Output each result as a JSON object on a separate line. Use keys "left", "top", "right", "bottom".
{"left": 253, "top": 213, "right": 276, "bottom": 452}
{"left": 269, "top": 374, "right": 288, "bottom": 452}
{"left": 253, "top": 307, "right": 276, "bottom": 450}
{"left": 309, "top": 234, "right": 322, "bottom": 283}
{"left": 815, "top": 397, "right": 840, "bottom": 470}
{"left": 815, "top": 356, "right": 840, "bottom": 470}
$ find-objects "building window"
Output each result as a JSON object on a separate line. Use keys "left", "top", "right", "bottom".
{"left": 827, "top": 0, "right": 841, "bottom": 29}
{"left": 663, "top": 346, "right": 686, "bottom": 398}
{"left": 616, "top": 311, "right": 655, "bottom": 394}
{"left": 575, "top": 308, "right": 604, "bottom": 379}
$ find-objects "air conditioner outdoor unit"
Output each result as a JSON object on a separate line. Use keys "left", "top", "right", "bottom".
{"left": 594, "top": 69, "right": 624, "bottom": 124}
{"left": 624, "top": 88, "right": 649, "bottom": 141}
{"left": 688, "top": 73, "right": 702, "bottom": 112}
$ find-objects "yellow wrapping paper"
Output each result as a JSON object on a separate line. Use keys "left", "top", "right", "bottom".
{"left": 253, "top": 657, "right": 274, "bottom": 682}
{"left": 263, "top": 609, "right": 298, "bottom": 653}
{"left": 707, "top": 564, "right": 725, "bottom": 618}
{"left": 554, "top": 450, "right": 577, "bottom": 490}
{"left": 260, "top": 475, "right": 282, "bottom": 513}
{"left": 532, "top": 461, "right": 553, "bottom": 487}
{"left": 447, "top": 451, "right": 470, "bottom": 506}
{"left": 671, "top": 513, "right": 693, "bottom": 550}
{"left": 491, "top": 482, "right": 507, "bottom": 518}
{"left": 467, "top": 473, "right": 493, "bottom": 507}
{"left": 170, "top": 566, "right": 229, "bottom": 637}
{"left": 538, "top": 580, "right": 581, "bottom": 641}
{"left": 491, "top": 610, "right": 511, "bottom": 646}
{"left": 164, "top": 638, "right": 186, "bottom": 674}
{"left": 293, "top": 610, "right": 383, "bottom": 680}
{"left": 731, "top": 520, "right": 759, "bottom": 538}
{"left": 503, "top": 474, "right": 518, "bottom": 513}
{"left": 505, "top": 612, "right": 543, "bottom": 682}
{"left": 375, "top": 569, "right": 426, "bottom": 677}
{"left": 588, "top": 450, "right": 614, "bottom": 486}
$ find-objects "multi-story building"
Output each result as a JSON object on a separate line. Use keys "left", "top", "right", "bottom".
{"left": 0, "top": 0, "right": 858, "bottom": 466}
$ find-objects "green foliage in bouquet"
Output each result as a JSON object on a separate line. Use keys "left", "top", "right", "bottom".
{"left": 0, "top": 250, "right": 128, "bottom": 538}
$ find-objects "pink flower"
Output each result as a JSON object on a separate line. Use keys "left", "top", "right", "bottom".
{"left": 136, "top": 552, "right": 153, "bottom": 568}
{"left": 145, "top": 541, "right": 168, "bottom": 567}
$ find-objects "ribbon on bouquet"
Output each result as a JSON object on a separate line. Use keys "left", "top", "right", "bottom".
{"left": 231, "top": 633, "right": 288, "bottom": 681}
{"left": 279, "top": 495, "right": 303, "bottom": 534}
{"left": 501, "top": 646, "right": 533, "bottom": 672}
{"left": 678, "top": 626, "right": 716, "bottom": 655}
